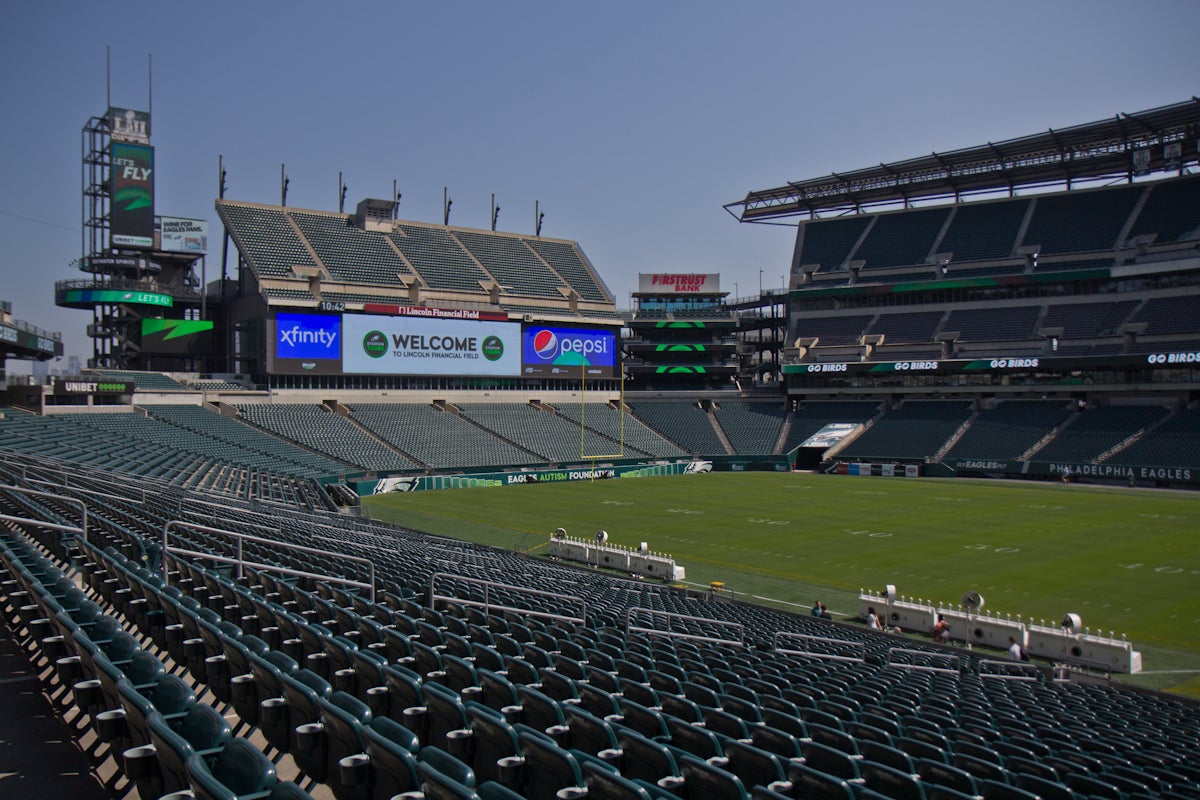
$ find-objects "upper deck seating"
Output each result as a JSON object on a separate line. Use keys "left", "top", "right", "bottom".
{"left": 853, "top": 207, "right": 950, "bottom": 270}
{"left": 1022, "top": 185, "right": 1141, "bottom": 255}
{"left": 936, "top": 198, "right": 1030, "bottom": 263}
{"left": 796, "top": 216, "right": 872, "bottom": 271}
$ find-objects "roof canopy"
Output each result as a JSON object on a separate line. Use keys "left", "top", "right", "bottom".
{"left": 727, "top": 98, "right": 1200, "bottom": 221}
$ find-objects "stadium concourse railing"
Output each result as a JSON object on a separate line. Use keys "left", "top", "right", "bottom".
{"left": 858, "top": 590, "right": 1141, "bottom": 673}
{"left": 160, "top": 520, "right": 377, "bottom": 603}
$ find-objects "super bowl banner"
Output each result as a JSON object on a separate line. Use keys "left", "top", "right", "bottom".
{"left": 107, "top": 107, "right": 150, "bottom": 144}
{"left": 521, "top": 326, "right": 617, "bottom": 378}
{"left": 110, "top": 142, "right": 155, "bottom": 249}
{"left": 343, "top": 313, "right": 520, "bottom": 376}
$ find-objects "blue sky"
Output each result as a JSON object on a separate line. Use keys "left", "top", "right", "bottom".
{"left": 2, "top": 1, "right": 1198, "bottom": 368}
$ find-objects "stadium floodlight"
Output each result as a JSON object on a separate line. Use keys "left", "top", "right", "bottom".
{"left": 1062, "top": 613, "right": 1082, "bottom": 631}
{"left": 595, "top": 530, "right": 608, "bottom": 544}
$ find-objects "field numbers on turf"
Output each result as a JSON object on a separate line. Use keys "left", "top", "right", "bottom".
{"left": 1118, "top": 563, "right": 1200, "bottom": 575}
{"left": 963, "top": 544, "right": 1021, "bottom": 553}
{"left": 845, "top": 529, "right": 893, "bottom": 538}
{"left": 1138, "top": 513, "right": 1188, "bottom": 520}
{"left": 601, "top": 500, "right": 632, "bottom": 506}
{"left": 1025, "top": 504, "right": 1065, "bottom": 510}
{"left": 665, "top": 508, "right": 704, "bottom": 514}
{"left": 747, "top": 518, "right": 791, "bottom": 525}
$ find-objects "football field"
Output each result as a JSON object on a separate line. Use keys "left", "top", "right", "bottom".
{"left": 363, "top": 472, "right": 1200, "bottom": 695}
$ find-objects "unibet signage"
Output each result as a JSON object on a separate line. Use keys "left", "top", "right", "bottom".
{"left": 342, "top": 314, "right": 520, "bottom": 376}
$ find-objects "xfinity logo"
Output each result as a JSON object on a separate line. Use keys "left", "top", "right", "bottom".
{"left": 280, "top": 325, "right": 338, "bottom": 348}
{"left": 276, "top": 313, "right": 341, "bottom": 360}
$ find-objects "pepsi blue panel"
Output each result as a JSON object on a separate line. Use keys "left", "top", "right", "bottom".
{"left": 521, "top": 326, "right": 617, "bottom": 377}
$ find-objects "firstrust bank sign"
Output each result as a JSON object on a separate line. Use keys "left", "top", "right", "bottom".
{"left": 638, "top": 273, "right": 720, "bottom": 294}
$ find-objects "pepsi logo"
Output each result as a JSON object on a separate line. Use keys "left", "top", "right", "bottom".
{"left": 533, "top": 329, "right": 558, "bottom": 360}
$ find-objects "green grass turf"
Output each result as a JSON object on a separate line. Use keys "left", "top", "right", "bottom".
{"left": 362, "top": 472, "right": 1200, "bottom": 695}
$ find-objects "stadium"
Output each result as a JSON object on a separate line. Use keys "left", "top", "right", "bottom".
{"left": 2, "top": 84, "right": 1200, "bottom": 800}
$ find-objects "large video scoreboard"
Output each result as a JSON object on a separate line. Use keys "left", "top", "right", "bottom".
{"left": 267, "top": 309, "right": 618, "bottom": 379}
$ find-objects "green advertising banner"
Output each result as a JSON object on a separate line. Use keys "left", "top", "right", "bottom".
{"left": 57, "top": 288, "right": 173, "bottom": 308}
{"left": 140, "top": 318, "right": 214, "bottom": 355}
{"left": 356, "top": 461, "right": 702, "bottom": 496}
{"left": 110, "top": 142, "right": 155, "bottom": 248}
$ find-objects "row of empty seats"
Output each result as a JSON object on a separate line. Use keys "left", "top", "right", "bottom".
{"left": 215, "top": 200, "right": 614, "bottom": 304}
{"left": 3, "top": 460, "right": 1200, "bottom": 800}
{"left": 796, "top": 175, "right": 1200, "bottom": 275}
{"left": 795, "top": 293, "right": 1200, "bottom": 349}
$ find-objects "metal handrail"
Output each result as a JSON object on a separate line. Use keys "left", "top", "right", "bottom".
{"left": 773, "top": 630, "right": 867, "bottom": 663}
{"left": 161, "top": 520, "right": 375, "bottom": 602}
{"left": 977, "top": 658, "right": 1042, "bottom": 681}
{"left": 886, "top": 646, "right": 961, "bottom": 674}
{"left": 625, "top": 607, "right": 745, "bottom": 648}
{"left": 0, "top": 484, "right": 89, "bottom": 543}
{"left": 429, "top": 572, "right": 586, "bottom": 626}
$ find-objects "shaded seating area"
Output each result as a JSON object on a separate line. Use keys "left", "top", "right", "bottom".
{"left": 936, "top": 197, "right": 1030, "bottom": 264}
{"left": 1022, "top": 185, "right": 1142, "bottom": 255}
{"left": 1102, "top": 407, "right": 1200, "bottom": 472}
{"left": 945, "top": 400, "right": 1073, "bottom": 462}
{"left": 794, "top": 215, "right": 873, "bottom": 273}
{"left": 838, "top": 400, "right": 973, "bottom": 461}
{"left": 1032, "top": 404, "right": 1171, "bottom": 464}
{"left": 942, "top": 306, "right": 1040, "bottom": 342}
{"left": 782, "top": 401, "right": 881, "bottom": 453}
{"left": 712, "top": 401, "right": 787, "bottom": 455}
{"left": 853, "top": 207, "right": 950, "bottom": 270}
